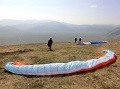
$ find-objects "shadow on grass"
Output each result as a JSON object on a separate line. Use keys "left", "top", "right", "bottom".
{"left": 0, "top": 49, "right": 34, "bottom": 56}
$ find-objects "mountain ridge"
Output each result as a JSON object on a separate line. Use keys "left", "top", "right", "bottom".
{"left": 0, "top": 19, "right": 120, "bottom": 45}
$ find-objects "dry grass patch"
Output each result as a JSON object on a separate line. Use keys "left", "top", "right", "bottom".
{"left": 0, "top": 41, "right": 120, "bottom": 89}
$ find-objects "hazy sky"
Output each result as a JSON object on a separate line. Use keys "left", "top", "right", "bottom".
{"left": 0, "top": 0, "right": 120, "bottom": 25}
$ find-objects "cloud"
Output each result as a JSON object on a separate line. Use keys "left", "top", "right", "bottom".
{"left": 91, "top": 5, "right": 97, "bottom": 8}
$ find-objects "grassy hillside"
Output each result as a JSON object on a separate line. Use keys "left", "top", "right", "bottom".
{"left": 0, "top": 41, "right": 120, "bottom": 89}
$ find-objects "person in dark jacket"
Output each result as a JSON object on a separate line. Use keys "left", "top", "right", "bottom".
{"left": 75, "top": 38, "right": 77, "bottom": 43}
{"left": 47, "top": 38, "right": 53, "bottom": 51}
{"left": 79, "top": 38, "right": 81, "bottom": 42}
{"left": 79, "top": 38, "right": 81, "bottom": 43}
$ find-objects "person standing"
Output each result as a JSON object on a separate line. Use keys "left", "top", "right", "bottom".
{"left": 79, "top": 38, "right": 81, "bottom": 43}
{"left": 47, "top": 38, "right": 53, "bottom": 51}
{"left": 75, "top": 38, "right": 77, "bottom": 43}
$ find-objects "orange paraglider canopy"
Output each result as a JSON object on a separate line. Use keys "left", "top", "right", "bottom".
{"left": 12, "top": 62, "right": 24, "bottom": 66}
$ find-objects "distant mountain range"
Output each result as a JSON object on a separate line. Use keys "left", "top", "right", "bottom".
{"left": 0, "top": 19, "right": 120, "bottom": 45}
